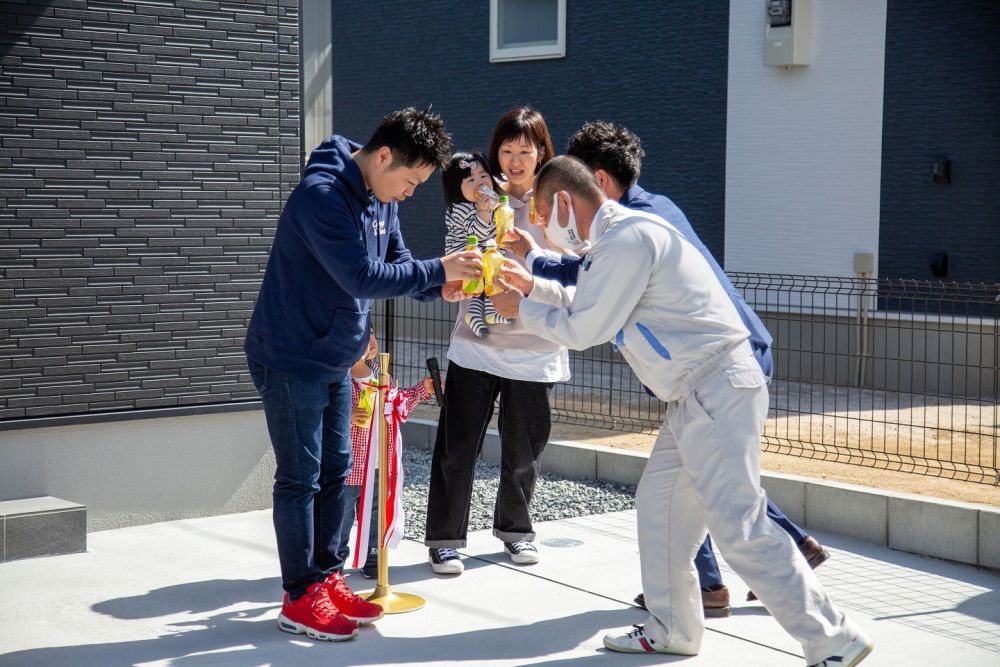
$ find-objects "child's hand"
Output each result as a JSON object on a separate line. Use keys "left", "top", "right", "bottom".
{"left": 475, "top": 194, "right": 494, "bottom": 215}
{"left": 351, "top": 406, "right": 372, "bottom": 428}
{"left": 422, "top": 376, "right": 443, "bottom": 396}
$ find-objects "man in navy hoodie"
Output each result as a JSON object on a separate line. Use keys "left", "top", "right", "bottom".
{"left": 501, "top": 121, "right": 830, "bottom": 617}
{"left": 245, "top": 108, "right": 481, "bottom": 642}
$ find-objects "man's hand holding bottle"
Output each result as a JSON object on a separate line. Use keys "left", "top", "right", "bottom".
{"left": 440, "top": 250, "right": 483, "bottom": 302}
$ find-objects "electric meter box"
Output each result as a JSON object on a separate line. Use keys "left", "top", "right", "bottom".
{"left": 764, "top": 0, "right": 812, "bottom": 67}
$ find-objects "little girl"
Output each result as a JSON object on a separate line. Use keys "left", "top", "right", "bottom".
{"left": 442, "top": 151, "right": 512, "bottom": 338}
{"left": 338, "top": 326, "right": 434, "bottom": 578}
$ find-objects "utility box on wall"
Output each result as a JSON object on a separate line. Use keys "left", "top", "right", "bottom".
{"left": 764, "top": 0, "right": 812, "bottom": 67}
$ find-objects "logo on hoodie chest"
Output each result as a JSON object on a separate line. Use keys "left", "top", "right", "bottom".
{"left": 372, "top": 219, "right": 386, "bottom": 236}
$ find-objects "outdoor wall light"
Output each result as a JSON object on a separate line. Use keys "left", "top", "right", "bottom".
{"left": 932, "top": 158, "right": 951, "bottom": 184}
{"left": 929, "top": 253, "right": 949, "bottom": 278}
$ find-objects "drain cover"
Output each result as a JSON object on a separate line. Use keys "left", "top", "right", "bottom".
{"left": 540, "top": 537, "right": 584, "bottom": 548}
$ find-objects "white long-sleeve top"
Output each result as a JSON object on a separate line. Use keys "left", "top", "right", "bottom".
{"left": 445, "top": 190, "right": 570, "bottom": 383}
{"left": 519, "top": 200, "right": 751, "bottom": 402}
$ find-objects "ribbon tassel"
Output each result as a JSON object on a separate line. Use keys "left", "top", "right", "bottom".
{"left": 351, "top": 387, "right": 410, "bottom": 567}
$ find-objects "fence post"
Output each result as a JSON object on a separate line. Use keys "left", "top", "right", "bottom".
{"left": 384, "top": 298, "right": 395, "bottom": 363}
{"left": 854, "top": 277, "right": 874, "bottom": 387}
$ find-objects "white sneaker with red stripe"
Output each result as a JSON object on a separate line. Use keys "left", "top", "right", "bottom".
{"left": 602, "top": 625, "right": 671, "bottom": 654}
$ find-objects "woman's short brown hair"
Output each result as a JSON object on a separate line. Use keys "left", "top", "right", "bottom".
{"left": 487, "top": 107, "right": 555, "bottom": 181}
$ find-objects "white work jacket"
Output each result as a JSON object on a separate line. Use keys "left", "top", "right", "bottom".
{"left": 520, "top": 200, "right": 752, "bottom": 403}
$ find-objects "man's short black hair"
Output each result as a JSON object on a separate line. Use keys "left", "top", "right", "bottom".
{"left": 535, "top": 156, "right": 604, "bottom": 205}
{"left": 566, "top": 121, "right": 645, "bottom": 189}
{"left": 362, "top": 107, "right": 452, "bottom": 170}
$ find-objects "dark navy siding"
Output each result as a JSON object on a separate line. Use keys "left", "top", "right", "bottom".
{"left": 879, "top": 0, "right": 1000, "bottom": 282}
{"left": 330, "top": 2, "right": 730, "bottom": 261}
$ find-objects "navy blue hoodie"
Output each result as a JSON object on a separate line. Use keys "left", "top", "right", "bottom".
{"left": 244, "top": 135, "right": 445, "bottom": 382}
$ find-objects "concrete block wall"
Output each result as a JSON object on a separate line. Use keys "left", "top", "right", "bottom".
{"left": 0, "top": 408, "right": 275, "bottom": 531}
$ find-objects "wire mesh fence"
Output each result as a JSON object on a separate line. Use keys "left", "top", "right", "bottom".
{"left": 374, "top": 274, "right": 999, "bottom": 486}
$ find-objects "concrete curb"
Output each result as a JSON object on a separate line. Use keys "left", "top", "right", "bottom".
{"left": 402, "top": 418, "right": 1000, "bottom": 571}
{"left": 0, "top": 496, "right": 87, "bottom": 562}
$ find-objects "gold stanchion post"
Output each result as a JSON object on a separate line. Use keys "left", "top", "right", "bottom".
{"left": 362, "top": 352, "right": 425, "bottom": 613}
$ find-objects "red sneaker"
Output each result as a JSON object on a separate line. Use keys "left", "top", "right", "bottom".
{"left": 323, "top": 572, "right": 384, "bottom": 624}
{"left": 277, "top": 582, "right": 358, "bottom": 642}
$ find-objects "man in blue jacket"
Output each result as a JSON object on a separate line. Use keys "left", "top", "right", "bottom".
{"left": 504, "top": 121, "right": 829, "bottom": 616}
{"left": 245, "top": 108, "right": 481, "bottom": 642}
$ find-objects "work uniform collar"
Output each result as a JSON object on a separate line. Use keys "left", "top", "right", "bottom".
{"left": 589, "top": 200, "right": 619, "bottom": 245}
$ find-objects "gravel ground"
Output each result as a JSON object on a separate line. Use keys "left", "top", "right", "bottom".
{"left": 400, "top": 446, "right": 636, "bottom": 542}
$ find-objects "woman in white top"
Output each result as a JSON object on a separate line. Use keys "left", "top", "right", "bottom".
{"left": 424, "top": 108, "right": 569, "bottom": 574}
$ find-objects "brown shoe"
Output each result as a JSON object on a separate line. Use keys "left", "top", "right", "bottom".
{"left": 799, "top": 536, "right": 831, "bottom": 568}
{"left": 746, "top": 536, "right": 831, "bottom": 602}
{"left": 633, "top": 587, "right": 732, "bottom": 618}
{"left": 702, "top": 586, "right": 731, "bottom": 617}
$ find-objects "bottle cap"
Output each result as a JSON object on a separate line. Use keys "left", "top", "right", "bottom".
{"left": 484, "top": 238, "right": 497, "bottom": 248}
{"left": 466, "top": 234, "right": 479, "bottom": 245}
{"left": 498, "top": 195, "right": 509, "bottom": 203}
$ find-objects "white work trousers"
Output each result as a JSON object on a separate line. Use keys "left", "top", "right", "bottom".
{"left": 637, "top": 354, "right": 860, "bottom": 664}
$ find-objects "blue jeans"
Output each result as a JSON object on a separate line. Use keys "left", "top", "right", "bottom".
{"left": 247, "top": 356, "right": 353, "bottom": 599}
{"left": 695, "top": 497, "right": 808, "bottom": 589}
{"left": 337, "top": 483, "right": 379, "bottom": 571}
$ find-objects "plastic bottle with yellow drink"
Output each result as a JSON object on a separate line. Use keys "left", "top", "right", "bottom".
{"left": 494, "top": 195, "right": 515, "bottom": 247}
{"left": 482, "top": 238, "right": 505, "bottom": 297}
{"left": 461, "top": 234, "right": 483, "bottom": 295}
{"left": 355, "top": 381, "right": 377, "bottom": 427}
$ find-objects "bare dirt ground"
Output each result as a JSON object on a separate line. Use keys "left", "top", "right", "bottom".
{"left": 547, "top": 420, "right": 1000, "bottom": 507}
{"left": 410, "top": 400, "right": 1000, "bottom": 508}
{"left": 390, "top": 327, "right": 999, "bottom": 506}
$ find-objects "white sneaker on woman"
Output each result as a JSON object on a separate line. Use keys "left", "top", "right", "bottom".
{"left": 428, "top": 547, "right": 464, "bottom": 574}
{"left": 503, "top": 541, "right": 539, "bottom": 564}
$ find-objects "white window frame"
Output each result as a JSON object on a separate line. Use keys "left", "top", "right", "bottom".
{"left": 490, "top": 0, "right": 566, "bottom": 63}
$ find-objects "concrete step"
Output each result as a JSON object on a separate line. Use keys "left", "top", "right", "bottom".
{"left": 1, "top": 496, "right": 86, "bottom": 563}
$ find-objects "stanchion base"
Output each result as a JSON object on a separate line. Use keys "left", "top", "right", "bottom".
{"left": 362, "top": 585, "right": 425, "bottom": 614}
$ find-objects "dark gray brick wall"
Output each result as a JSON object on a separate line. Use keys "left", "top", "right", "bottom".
{"left": 329, "top": 2, "right": 730, "bottom": 262}
{"left": 0, "top": 0, "right": 300, "bottom": 420}
{"left": 879, "top": 0, "right": 1000, "bottom": 282}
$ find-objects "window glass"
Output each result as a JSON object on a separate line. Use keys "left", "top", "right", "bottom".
{"left": 498, "top": 0, "right": 558, "bottom": 49}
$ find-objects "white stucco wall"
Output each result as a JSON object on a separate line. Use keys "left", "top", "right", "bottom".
{"left": 0, "top": 410, "right": 275, "bottom": 531}
{"left": 301, "top": 0, "right": 332, "bottom": 156}
{"left": 725, "top": 1, "right": 887, "bottom": 278}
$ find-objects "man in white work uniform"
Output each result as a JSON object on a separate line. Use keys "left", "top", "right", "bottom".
{"left": 492, "top": 156, "right": 872, "bottom": 667}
